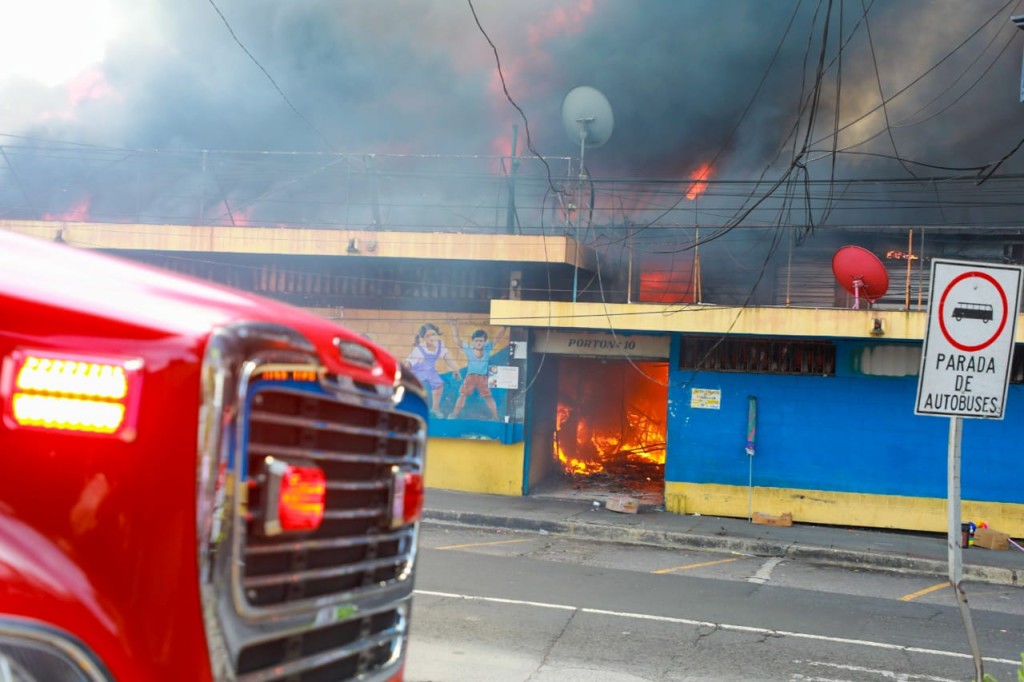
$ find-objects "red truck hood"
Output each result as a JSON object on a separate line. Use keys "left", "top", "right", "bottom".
{"left": 0, "top": 229, "right": 397, "bottom": 382}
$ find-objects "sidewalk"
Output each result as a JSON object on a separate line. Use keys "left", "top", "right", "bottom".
{"left": 421, "top": 488, "right": 1024, "bottom": 587}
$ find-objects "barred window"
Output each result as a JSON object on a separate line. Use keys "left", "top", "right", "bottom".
{"left": 679, "top": 336, "right": 836, "bottom": 376}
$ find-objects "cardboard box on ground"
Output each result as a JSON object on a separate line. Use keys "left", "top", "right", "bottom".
{"left": 972, "top": 527, "right": 1010, "bottom": 550}
{"left": 606, "top": 495, "right": 639, "bottom": 514}
{"left": 752, "top": 512, "right": 793, "bottom": 527}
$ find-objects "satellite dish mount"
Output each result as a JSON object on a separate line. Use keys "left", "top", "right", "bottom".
{"left": 850, "top": 275, "right": 867, "bottom": 309}
{"left": 573, "top": 116, "right": 596, "bottom": 180}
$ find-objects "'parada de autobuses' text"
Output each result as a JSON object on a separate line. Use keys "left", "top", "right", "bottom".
{"left": 920, "top": 393, "right": 1000, "bottom": 414}
{"left": 920, "top": 352, "right": 1000, "bottom": 414}
{"left": 934, "top": 352, "right": 996, "bottom": 374}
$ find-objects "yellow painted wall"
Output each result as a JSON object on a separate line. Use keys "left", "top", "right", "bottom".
{"left": 666, "top": 481, "right": 1024, "bottom": 537}
{"left": 423, "top": 438, "right": 525, "bottom": 496}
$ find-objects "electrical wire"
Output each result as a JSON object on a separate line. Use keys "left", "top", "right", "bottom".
{"left": 206, "top": 0, "right": 337, "bottom": 152}
{"left": 466, "top": 0, "right": 565, "bottom": 202}
{"left": 869, "top": 17, "right": 1017, "bottom": 134}
{"left": 0, "top": 147, "right": 39, "bottom": 218}
{"left": 860, "top": 0, "right": 920, "bottom": 181}
{"left": 817, "top": 0, "right": 844, "bottom": 228}
{"left": 623, "top": 0, "right": 808, "bottom": 235}
{"left": 807, "top": 0, "right": 1018, "bottom": 152}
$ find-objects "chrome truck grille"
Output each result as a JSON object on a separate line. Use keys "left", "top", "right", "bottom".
{"left": 198, "top": 324, "right": 428, "bottom": 682}
{"left": 242, "top": 388, "right": 420, "bottom": 609}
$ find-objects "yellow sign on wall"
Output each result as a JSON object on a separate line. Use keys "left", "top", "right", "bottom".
{"left": 691, "top": 388, "right": 721, "bottom": 409}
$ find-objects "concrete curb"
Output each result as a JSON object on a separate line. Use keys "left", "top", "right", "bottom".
{"left": 421, "top": 510, "right": 1023, "bottom": 587}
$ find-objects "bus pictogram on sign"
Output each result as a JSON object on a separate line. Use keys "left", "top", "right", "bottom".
{"left": 936, "top": 270, "right": 1009, "bottom": 353}
{"left": 950, "top": 302, "right": 992, "bottom": 323}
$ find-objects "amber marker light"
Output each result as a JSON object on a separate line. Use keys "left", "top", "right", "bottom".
{"left": 2, "top": 351, "right": 142, "bottom": 440}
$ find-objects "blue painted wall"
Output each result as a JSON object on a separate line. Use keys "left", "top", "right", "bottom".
{"left": 667, "top": 338, "right": 1024, "bottom": 503}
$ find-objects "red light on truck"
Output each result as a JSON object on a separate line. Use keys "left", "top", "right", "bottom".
{"left": 390, "top": 468, "right": 424, "bottom": 529}
{"left": 12, "top": 394, "right": 125, "bottom": 433}
{"left": 262, "top": 457, "right": 327, "bottom": 535}
{"left": 279, "top": 465, "right": 326, "bottom": 532}
{"left": 2, "top": 351, "right": 141, "bottom": 440}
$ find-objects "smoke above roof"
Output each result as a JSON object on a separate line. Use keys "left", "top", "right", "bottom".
{"left": 2, "top": 0, "right": 1023, "bottom": 230}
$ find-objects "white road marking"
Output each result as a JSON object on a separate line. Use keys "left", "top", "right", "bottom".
{"left": 434, "top": 538, "right": 534, "bottom": 551}
{"left": 748, "top": 556, "right": 784, "bottom": 584}
{"left": 791, "top": 658, "right": 962, "bottom": 681}
{"left": 414, "top": 590, "right": 1019, "bottom": 667}
{"left": 417, "top": 590, "right": 576, "bottom": 612}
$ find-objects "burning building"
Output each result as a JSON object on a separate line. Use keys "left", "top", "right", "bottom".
{"left": 552, "top": 359, "right": 667, "bottom": 494}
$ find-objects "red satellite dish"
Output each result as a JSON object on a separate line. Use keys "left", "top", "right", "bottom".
{"left": 832, "top": 245, "right": 889, "bottom": 309}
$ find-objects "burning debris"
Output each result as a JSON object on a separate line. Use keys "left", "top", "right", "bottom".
{"left": 552, "top": 358, "right": 667, "bottom": 494}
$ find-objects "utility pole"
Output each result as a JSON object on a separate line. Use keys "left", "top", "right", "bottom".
{"left": 505, "top": 125, "right": 520, "bottom": 235}
{"left": 571, "top": 117, "right": 593, "bottom": 303}
{"left": 1013, "top": 15, "right": 1024, "bottom": 101}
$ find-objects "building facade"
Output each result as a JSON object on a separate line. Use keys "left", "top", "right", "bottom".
{"left": 5, "top": 219, "right": 1022, "bottom": 536}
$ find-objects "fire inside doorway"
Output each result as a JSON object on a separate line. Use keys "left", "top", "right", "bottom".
{"left": 539, "top": 357, "right": 668, "bottom": 504}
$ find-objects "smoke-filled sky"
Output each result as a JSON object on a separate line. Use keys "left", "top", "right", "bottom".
{"left": 3, "top": 0, "right": 1024, "bottom": 229}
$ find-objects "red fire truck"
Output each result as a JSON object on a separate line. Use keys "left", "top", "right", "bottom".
{"left": 0, "top": 230, "right": 428, "bottom": 681}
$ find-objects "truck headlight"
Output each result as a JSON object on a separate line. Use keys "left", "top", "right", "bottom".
{"left": 0, "top": 619, "right": 110, "bottom": 682}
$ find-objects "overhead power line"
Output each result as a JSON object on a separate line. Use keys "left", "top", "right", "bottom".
{"left": 206, "top": 0, "right": 337, "bottom": 152}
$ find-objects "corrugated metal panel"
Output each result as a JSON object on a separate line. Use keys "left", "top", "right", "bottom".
{"left": 772, "top": 260, "right": 840, "bottom": 307}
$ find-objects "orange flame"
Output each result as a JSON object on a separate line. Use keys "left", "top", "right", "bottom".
{"left": 209, "top": 200, "right": 254, "bottom": 227}
{"left": 553, "top": 406, "right": 666, "bottom": 476}
{"left": 485, "top": 1, "right": 597, "bottom": 158}
{"left": 44, "top": 196, "right": 91, "bottom": 222}
{"left": 552, "top": 362, "right": 668, "bottom": 480}
{"left": 554, "top": 403, "right": 603, "bottom": 474}
{"left": 685, "top": 163, "right": 712, "bottom": 201}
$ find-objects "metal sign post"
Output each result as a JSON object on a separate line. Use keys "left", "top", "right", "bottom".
{"left": 916, "top": 258, "right": 1023, "bottom": 682}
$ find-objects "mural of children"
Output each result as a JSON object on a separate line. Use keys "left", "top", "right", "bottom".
{"left": 405, "top": 323, "right": 460, "bottom": 418}
{"left": 449, "top": 321, "right": 507, "bottom": 420}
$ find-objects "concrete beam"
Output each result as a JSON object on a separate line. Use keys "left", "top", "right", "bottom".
{"left": 0, "top": 220, "right": 595, "bottom": 268}
{"left": 491, "top": 299, "right": 941, "bottom": 340}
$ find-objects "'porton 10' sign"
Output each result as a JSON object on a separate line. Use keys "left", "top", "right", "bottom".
{"left": 534, "top": 331, "right": 670, "bottom": 359}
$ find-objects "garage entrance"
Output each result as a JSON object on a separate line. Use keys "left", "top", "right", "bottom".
{"left": 526, "top": 342, "right": 669, "bottom": 505}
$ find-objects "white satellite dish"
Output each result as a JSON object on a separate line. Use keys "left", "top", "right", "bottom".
{"left": 561, "top": 86, "right": 614, "bottom": 149}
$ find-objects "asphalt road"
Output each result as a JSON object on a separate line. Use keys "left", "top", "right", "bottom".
{"left": 405, "top": 523, "right": 1024, "bottom": 682}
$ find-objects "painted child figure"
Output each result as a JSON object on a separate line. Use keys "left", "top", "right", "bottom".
{"left": 449, "top": 321, "right": 506, "bottom": 420}
{"left": 405, "top": 323, "right": 460, "bottom": 418}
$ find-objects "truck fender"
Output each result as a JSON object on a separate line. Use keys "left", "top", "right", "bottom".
{"left": 0, "top": 510, "right": 140, "bottom": 680}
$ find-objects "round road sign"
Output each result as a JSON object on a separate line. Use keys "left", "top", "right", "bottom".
{"left": 937, "top": 271, "right": 1008, "bottom": 352}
